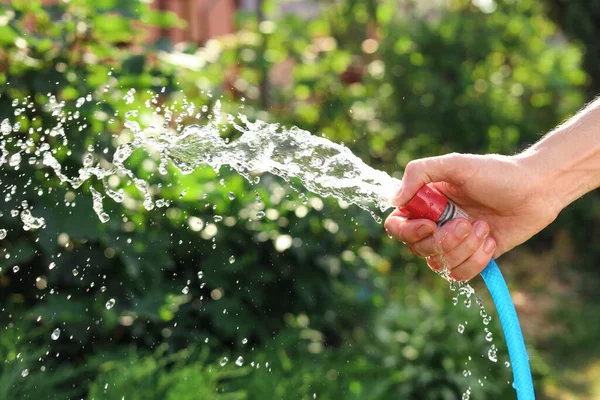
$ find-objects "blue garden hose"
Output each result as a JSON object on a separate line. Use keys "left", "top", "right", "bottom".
{"left": 397, "top": 183, "right": 535, "bottom": 398}
{"left": 480, "top": 259, "right": 535, "bottom": 400}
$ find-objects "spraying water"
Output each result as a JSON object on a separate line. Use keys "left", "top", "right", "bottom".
{"left": 157, "top": 115, "right": 401, "bottom": 219}
{"left": 0, "top": 90, "right": 501, "bottom": 396}
{"left": 1, "top": 92, "right": 399, "bottom": 227}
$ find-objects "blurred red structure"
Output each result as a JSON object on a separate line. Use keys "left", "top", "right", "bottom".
{"left": 148, "top": 0, "right": 242, "bottom": 44}
{"left": 8, "top": 0, "right": 325, "bottom": 44}
{"left": 21, "top": 0, "right": 258, "bottom": 44}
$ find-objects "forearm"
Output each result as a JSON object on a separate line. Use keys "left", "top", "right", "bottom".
{"left": 518, "top": 97, "right": 600, "bottom": 210}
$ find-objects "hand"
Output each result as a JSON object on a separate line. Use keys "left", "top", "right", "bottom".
{"left": 384, "top": 152, "right": 561, "bottom": 280}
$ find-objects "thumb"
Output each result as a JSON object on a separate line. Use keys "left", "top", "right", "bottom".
{"left": 392, "top": 153, "right": 464, "bottom": 206}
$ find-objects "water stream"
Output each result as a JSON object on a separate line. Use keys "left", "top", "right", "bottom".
{"left": 0, "top": 90, "right": 503, "bottom": 396}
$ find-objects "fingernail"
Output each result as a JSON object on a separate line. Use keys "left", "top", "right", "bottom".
{"left": 484, "top": 238, "right": 495, "bottom": 253}
{"left": 474, "top": 222, "right": 488, "bottom": 239}
{"left": 384, "top": 221, "right": 398, "bottom": 237}
{"left": 450, "top": 270, "right": 463, "bottom": 281}
{"left": 397, "top": 206, "right": 410, "bottom": 217}
{"left": 417, "top": 224, "right": 434, "bottom": 237}
{"left": 455, "top": 221, "right": 470, "bottom": 238}
{"left": 426, "top": 256, "right": 442, "bottom": 271}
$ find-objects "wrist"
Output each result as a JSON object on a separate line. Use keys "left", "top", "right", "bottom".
{"left": 516, "top": 130, "right": 600, "bottom": 213}
{"left": 513, "top": 150, "right": 566, "bottom": 217}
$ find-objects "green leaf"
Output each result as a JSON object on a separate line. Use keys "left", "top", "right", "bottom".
{"left": 122, "top": 54, "right": 146, "bottom": 75}
{"left": 376, "top": 2, "right": 394, "bottom": 25}
{"left": 0, "top": 26, "right": 16, "bottom": 46}
{"left": 93, "top": 13, "right": 132, "bottom": 43}
{"left": 331, "top": 51, "right": 351, "bottom": 74}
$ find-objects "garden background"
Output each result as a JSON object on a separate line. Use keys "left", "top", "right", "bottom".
{"left": 2, "top": 0, "right": 600, "bottom": 399}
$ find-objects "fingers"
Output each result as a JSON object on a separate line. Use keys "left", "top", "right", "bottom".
{"left": 424, "top": 220, "right": 493, "bottom": 280}
{"left": 385, "top": 211, "right": 496, "bottom": 282}
{"left": 435, "top": 220, "right": 490, "bottom": 269}
{"left": 391, "top": 153, "right": 468, "bottom": 206}
{"left": 384, "top": 214, "right": 437, "bottom": 244}
{"left": 409, "top": 218, "right": 471, "bottom": 257}
{"left": 450, "top": 237, "right": 496, "bottom": 281}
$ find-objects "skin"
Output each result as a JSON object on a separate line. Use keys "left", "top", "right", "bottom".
{"left": 384, "top": 97, "right": 600, "bottom": 281}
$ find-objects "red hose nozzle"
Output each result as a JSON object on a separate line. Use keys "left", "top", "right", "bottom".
{"left": 403, "top": 184, "right": 468, "bottom": 225}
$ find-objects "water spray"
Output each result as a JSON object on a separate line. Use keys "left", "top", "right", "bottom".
{"left": 404, "top": 184, "right": 535, "bottom": 400}
{"left": 1, "top": 93, "right": 536, "bottom": 397}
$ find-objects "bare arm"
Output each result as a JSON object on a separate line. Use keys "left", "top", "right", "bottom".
{"left": 519, "top": 97, "right": 600, "bottom": 210}
{"left": 385, "top": 98, "right": 600, "bottom": 281}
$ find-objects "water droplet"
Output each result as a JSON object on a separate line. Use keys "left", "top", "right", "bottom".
{"left": 182, "top": 286, "right": 189, "bottom": 294}
{"left": 89, "top": 188, "right": 110, "bottom": 223}
{"left": 13, "top": 265, "right": 19, "bottom": 273}
{"left": 235, "top": 356, "right": 244, "bottom": 366}
{"left": 504, "top": 361, "right": 510, "bottom": 368}
{"left": 256, "top": 210, "right": 265, "bottom": 219}
{"left": 220, "top": 357, "right": 229, "bottom": 366}
{"left": 228, "top": 192, "right": 236, "bottom": 200}
{"left": 105, "top": 298, "right": 116, "bottom": 310}
{"left": 487, "top": 345, "right": 498, "bottom": 362}
{"left": 0, "top": 229, "right": 7, "bottom": 239}
{"left": 452, "top": 297, "right": 458, "bottom": 306}
{"left": 197, "top": 271, "right": 204, "bottom": 279}
{"left": 1, "top": 118, "right": 12, "bottom": 135}
{"left": 143, "top": 197, "right": 155, "bottom": 211}
{"left": 21, "top": 369, "right": 29, "bottom": 378}
{"left": 229, "top": 256, "right": 235, "bottom": 264}
{"left": 485, "top": 332, "right": 493, "bottom": 342}
{"left": 214, "top": 215, "right": 223, "bottom": 222}
{"left": 9, "top": 153, "right": 21, "bottom": 168}
{"left": 72, "top": 269, "right": 79, "bottom": 276}
{"left": 464, "top": 297, "right": 471, "bottom": 308}
{"left": 20, "top": 209, "right": 45, "bottom": 230}
{"left": 51, "top": 328, "right": 61, "bottom": 340}
{"left": 242, "top": 338, "right": 248, "bottom": 345}
{"left": 461, "top": 388, "right": 471, "bottom": 400}
{"left": 449, "top": 280, "right": 457, "bottom": 291}
{"left": 49, "top": 262, "right": 56, "bottom": 270}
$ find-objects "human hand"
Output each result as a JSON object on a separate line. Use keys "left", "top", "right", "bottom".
{"left": 384, "top": 153, "right": 561, "bottom": 280}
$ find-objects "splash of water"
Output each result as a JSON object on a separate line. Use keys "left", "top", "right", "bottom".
{"left": 1, "top": 92, "right": 400, "bottom": 233}
{"left": 1, "top": 90, "right": 504, "bottom": 396}
{"left": 153, "top": 114, "right": 401, "bottom": 217}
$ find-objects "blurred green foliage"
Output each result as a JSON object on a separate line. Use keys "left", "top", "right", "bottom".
{"left": 0, "top": 0, "right": 590, "bottom": 398}
{"left": 544, "top": 0, "right": 600, "bottom": 96}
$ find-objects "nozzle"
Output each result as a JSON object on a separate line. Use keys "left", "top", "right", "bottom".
{"left": 403, "top": 184, "right": 468, "bottom": 225}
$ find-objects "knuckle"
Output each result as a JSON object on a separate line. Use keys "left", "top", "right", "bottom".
{"left": 466, "top": 233, "right": 484, "bottom": 253}
{"left": 404, "top": 159, "right": 423, "bottom": 179}
{"left": 429, "top": 230, "right": 445, "bottom": 254}
{"left": 408, "top": 243, "right": 422, "bottom": 256}
{"left": 445, "top": 152, "right": 461, "bottom": 161}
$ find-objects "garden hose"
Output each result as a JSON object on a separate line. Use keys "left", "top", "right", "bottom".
{"left": 480, "top": 258, "right": 535, "bottom": 399}
{"left": 402, "top": 184, "right": 535, "bottom": 400}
